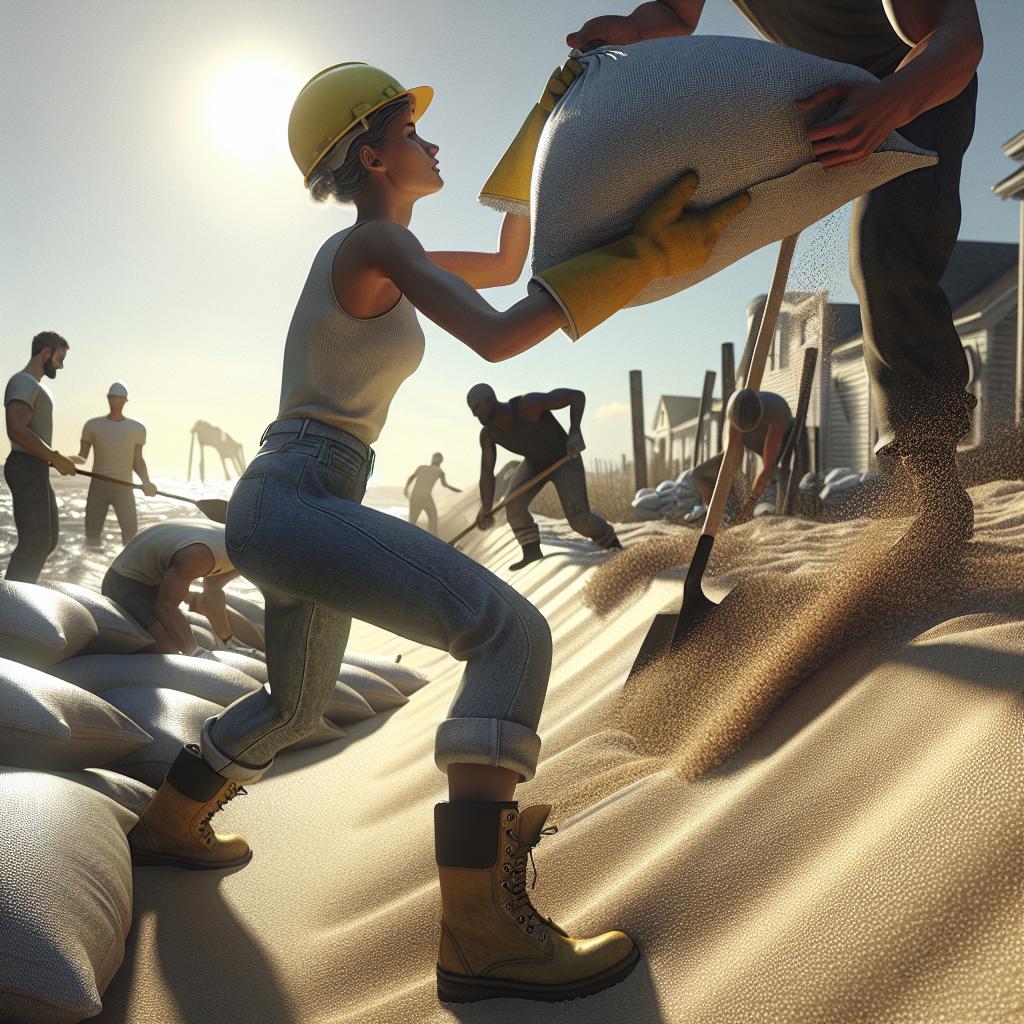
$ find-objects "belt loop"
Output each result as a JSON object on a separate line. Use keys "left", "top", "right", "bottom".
{"left": 297, "top": 418, "right": 310, "bottom": 441}
{"left": 368, "top": 447, "right": 376, "bottom": 479}
{"left": 260, "top": 422, "right": 272, "bottom": 445}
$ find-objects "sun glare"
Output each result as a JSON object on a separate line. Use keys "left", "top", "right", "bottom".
{"left": 207, "top": 59, "right": 301, "bottom": 159}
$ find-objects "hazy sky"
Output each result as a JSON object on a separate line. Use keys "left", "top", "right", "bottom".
{"left": 2, "top": 0, "right": 1020, "bottom": 487}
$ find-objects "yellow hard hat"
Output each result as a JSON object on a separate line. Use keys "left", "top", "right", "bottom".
{"left": 288, "top": 63, "right": 433, "bottom": 184}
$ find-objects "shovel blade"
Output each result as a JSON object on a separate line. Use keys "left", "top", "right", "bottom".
{"left": 196, "top": 498, "right": 230, "bottom": 524}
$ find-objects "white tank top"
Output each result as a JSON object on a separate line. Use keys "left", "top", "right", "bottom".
{"left": 277, "top": 224, "right": 426, "bottom": 445}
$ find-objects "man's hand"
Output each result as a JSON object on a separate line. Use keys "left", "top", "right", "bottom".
{"left": 566, "top": 429, "right": 587, "bottom": 457}
{"left": 141, "top": 481, "right": 158, "bottom": 497}
{"left": 797, "top": 79, "right": 910, "bottom": 169}
{"left": 476, "top": 509, "right": 495, "bottom": 531}
{"left": 50, "top": 452, "right": 77, "bottom": 476}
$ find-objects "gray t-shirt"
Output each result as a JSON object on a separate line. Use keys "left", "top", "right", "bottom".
{"left": 111, "top": 520, "right": 233, "bottom": 586}
{"left": 82, "top": 416, "right": 146, "bottom": 481}
{"left": 4, "top": 371, "right": 53, "bottom": 451}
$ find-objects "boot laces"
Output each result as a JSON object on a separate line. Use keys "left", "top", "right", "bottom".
{"left": 504, "top": 823, "right": 558, "bottom": 940}
{"left": 196, "top": 783, "right": 247, "bottom": 846}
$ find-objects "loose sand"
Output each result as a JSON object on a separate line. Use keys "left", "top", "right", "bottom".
{"left": 3, "top": 476, "right": 1021, "bottom": 1023}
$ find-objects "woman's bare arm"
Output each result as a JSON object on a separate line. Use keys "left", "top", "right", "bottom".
{"left": 428, "top": 213, "right": 530, "bottom": 289}
{"left": 354, "top": 221, "right": 567, "bottom": 362}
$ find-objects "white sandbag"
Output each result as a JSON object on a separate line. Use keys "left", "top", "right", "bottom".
{"left": 52, "top": 652, "right": 262, "bottom": 707}
{"left": 98, "top": 686, "right": 344, "bottom": 786}
{"left": 51, "top": 767, "right": 156, "bottom": 816}
{"left": 824, "top": 466, "right": 857, "bottom": 485}
{"left": 341, "top": 652, "right": 429, "bottom": 696}
{"left": 223, "top": 590, "right": 266, "bottom": 629}
{"left": 0, "top": 769, "right": 135, "bottom": 1024}
{"left": 0, "top": 656, "right": 152, "bottom": 771}
{"left": 0, "top": 579, "right": 98, "bottom": 668}
{"left": 655, "top": 480, "right": 677, "bottom": 494}
{"left": 528, "top": 37, "right": 934, "bottom": 328}
{"left": 633, "top": 487, "right": 656, "bottom": 500}
{"left": 44, "top": 581, "right": 152, "bottom": 655}
{"left": 339, "top": 665, "right": 408, "bottom": 712}
{"left": 209, "top": 650, "right": 376, "bottom": 726}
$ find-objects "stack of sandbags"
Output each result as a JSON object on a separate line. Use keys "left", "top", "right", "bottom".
{"left": 527, "top": 35, "right": 934, "bottom": 336}
{"left": 0, "top": 579, "right": 97, "bottom": 668}
{"left": 820, "top": 466, "right": 864, "bottom": 504}
{"left": 631, "top": 470, "right": 704, "bottom": 521}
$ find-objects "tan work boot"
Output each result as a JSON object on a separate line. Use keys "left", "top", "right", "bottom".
{"left": 129, "top": 744, "right": 252, "bottom": 870}
{"left": 434, "top": 801, "right": 639, "bottom": 1003}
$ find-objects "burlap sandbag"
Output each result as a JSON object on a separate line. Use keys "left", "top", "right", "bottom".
{"left": 0, "top": 579, "right": 98, "bottom": 668}
{"left": 0, "top": 768, "right": 135, "bottom": 1024}
{"left": 524, "top": 36, "right": 935, "bottom": 315}
{"left": 44, "top": 581, "right": 152, "bottom": 655}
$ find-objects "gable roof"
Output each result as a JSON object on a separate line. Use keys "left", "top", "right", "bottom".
{"left": 653, "top": 395, "right": 702, "bottom": 431}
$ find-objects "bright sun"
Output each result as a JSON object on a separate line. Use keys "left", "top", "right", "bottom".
{"left": 207, "top": 59, "right": 301, "bottom": 159}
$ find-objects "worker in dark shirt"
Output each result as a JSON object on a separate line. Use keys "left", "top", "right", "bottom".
{"left": 568, "top": 0, "right": 983, "bottom": 544}
{"left": 468, "top": 383, "right": 621, "bottom": 569}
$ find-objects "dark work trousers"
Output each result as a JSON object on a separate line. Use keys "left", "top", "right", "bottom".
{"left": 505, "top": 457, "right": 616, "bottom": 549}
{"left": 850, "top": 75, "right": 979, "bottom": 455}
{"left": 4, "top": 452, "right": 59, "bottom": 583}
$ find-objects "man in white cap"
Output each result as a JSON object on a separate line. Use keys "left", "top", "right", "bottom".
{"left": 72, "top": 381, "right": 157, "bottom": 544}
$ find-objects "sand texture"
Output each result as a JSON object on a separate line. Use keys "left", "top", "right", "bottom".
{"left": 3, "top": 477, "right": 1021, "bottom": 1023}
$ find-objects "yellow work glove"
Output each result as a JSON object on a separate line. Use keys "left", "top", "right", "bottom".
{"left": 49, "top": 452, "right": 77, "bottom": 476}
{"left": 479, "top": 57, "right": 584, "bottom": 214}
{"left": 532, "top": 173, "right": 751, "bottom": 340}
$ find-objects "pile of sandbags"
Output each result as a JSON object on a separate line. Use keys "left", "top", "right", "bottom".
{"left": 632, "top": 470, "right": 704, "bottom": 521}
{"left": 0, "top": 577, "right": 430, "bottom": 1023}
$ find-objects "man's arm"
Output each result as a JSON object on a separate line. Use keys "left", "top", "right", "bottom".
{"left": 566, "top": 0, "right": 705, "bottom": 49}
{"left": 405, "top": 468, "right": 419, "bottom": 498}
{"left": 477, "top": 430, "right": 497, "bottom": 523}
{"left": 798, "top": 0, "right": 982, "bottom": 169}
{"left": 199, "top": 569, "right": 240, "bottom": 643}
{"left": 428, "top": 214, "right": 531, "bottom": 289}
{"left": 439, "top": 471, "right": 462, "bottom": 493}
{"left": 155, "top": 544, "right": 216, "bottom": 654}
{"left": 517, "top": 389, "right": 588, "bottom": 455}
{"left": 70, "top": 432, "right": 91, "bottom": 466}
{"left": 132, "top": 444, "right": 158, "bottom": 496}
{"left": 5, "top": 401, "right": 75, "bottom": 473}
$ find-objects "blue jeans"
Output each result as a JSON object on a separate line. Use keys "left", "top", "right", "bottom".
{"left": 203, "top": 418, "right": 551, "bottom": 783}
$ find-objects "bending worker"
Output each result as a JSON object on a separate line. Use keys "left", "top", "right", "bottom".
{"left": 692, "top": 389, "right": 794, "bottom": 512}
{"left": 3, "top": 331, "right": 76, "bottom": 583}
{"left": 405, "top": 452, "right": 461, "bottom": 535}
{"left": 469, "top": 384, "right": 621, "bottom": 570}
{"left": 568, "top": 0, "right": 984, "bottom": 544}
{"left": 71, "top": 380, "right": 158, "bottom": 544}
{"left": 101, "top": 519, "right": 238, "bottom": 655}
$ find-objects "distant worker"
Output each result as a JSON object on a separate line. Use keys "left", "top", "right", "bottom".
{"left": 71, "top": 381, "right": 158, "bottom": 545}
{"left": 468, "top": 384, "right": 621, "bottom": 570}
{"left": 3, "top": 331, "right": 76, "bottom": 583}
{"left": 101, "top": 520, "right": 238, "bottom": 655}
{"left": 691, "top": 389, "right": 794, "bottom": 511}
{"left": 405, "top": 452, "right": 461, "bottom": 535}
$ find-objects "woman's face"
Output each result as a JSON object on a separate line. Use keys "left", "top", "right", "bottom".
{"left": 373, "top": 105, "right": 443, "bottom": 198}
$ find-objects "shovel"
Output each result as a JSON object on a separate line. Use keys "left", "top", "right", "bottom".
{"left": 76, "top": 469, "right": 229, "bottom": 524}
{"left": 628, "top": 233, "right": 800, "bottom": 677}
{"left": 447, "top": 453, "right": 577, "bottom": 546}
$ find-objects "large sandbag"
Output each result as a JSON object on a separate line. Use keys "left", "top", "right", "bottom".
{"left": 0, "top": 768, "right": 135, "bottom": 1024}
{"left": 0, "top": 579, "right": 98, "bottom": 668}
{"left": 528, "top": 37, "right": 934, "bottom": 326}
{"left": 51, "top": 767, "right": 156, "bottom": 816}
{"left": 98, "top": 686, "right": 344, "bottom": 787}
{"left": 43, "top": 581, "right": 152, "bottom": 655}
{"left": 340, "top": 652, "right": 429, "bottom": 696}
{"left": 52, "top": 652, "right": 262, "bottom": 707}
{"left": 0, "top": 656, "right": 151, "bottom": 771}
{"left": 209, "top": 650, "right": 376, "bottom": 725}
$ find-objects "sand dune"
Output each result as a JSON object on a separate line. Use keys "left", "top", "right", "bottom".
{"left": 2, "top": 476, "right": 1020, "bottom": 1022}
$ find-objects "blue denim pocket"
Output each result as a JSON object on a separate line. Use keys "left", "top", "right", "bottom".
{"left": 225, "top": 472, "right": 265, "bottom": 554}
{"left": 321, "top": 440, "right": 365, "bottom": 480}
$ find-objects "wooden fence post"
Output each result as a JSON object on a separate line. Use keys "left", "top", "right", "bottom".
{"left": 691, "top": 370, "right": 716, "bottom": 470}
{"left": 719, "top": 342, "right": 735, "bottom": 454}
{"left": 629, "top": 370, "right": 648, "bottom": 491}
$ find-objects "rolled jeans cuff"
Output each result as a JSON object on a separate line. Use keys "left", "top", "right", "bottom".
{"left": 434, "top": 717, "right": 542, "bottom": 782}
{"left": 201, "top": 717, "right": 273, "bottom": 783}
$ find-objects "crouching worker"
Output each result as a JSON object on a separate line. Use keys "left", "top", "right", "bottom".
{"left": 692, "top": 389, "right": 794, "bottom": 512}
{"left": 124, "top": 59, "right": 748, "bottom": 1003}
{"left": 469, "top": 384, "right": 621, "bottom": 569}
{"left": 101, "top": 520, "right": 238, "bottom": 655}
